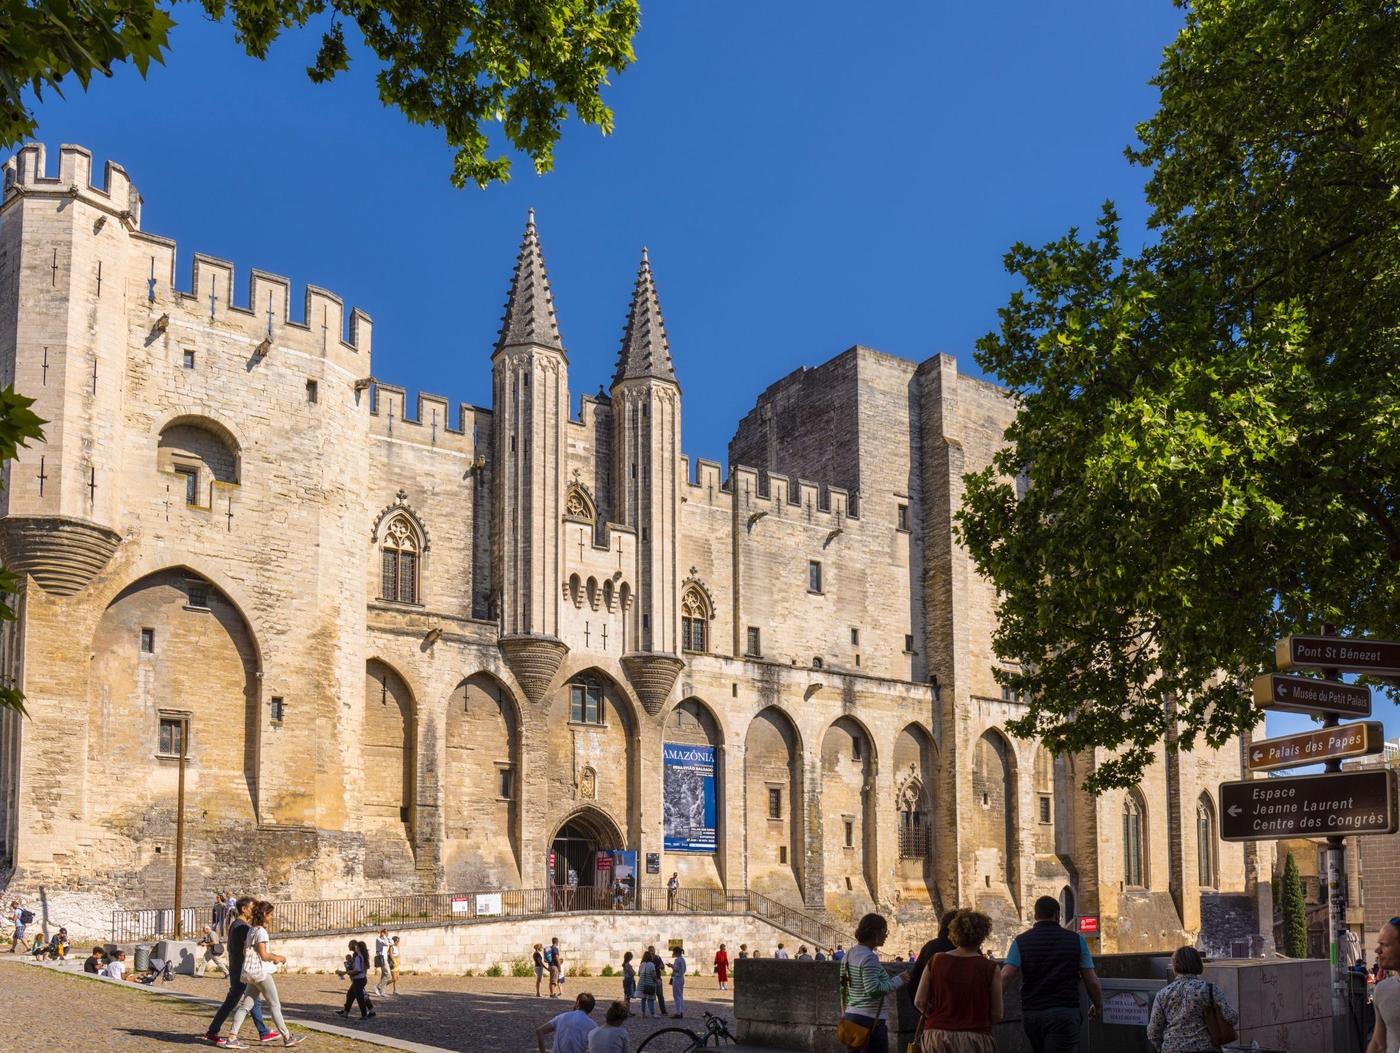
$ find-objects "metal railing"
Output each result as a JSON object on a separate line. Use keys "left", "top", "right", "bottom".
{"left": 111, "top": 885, "right": 853, "bottom": 948}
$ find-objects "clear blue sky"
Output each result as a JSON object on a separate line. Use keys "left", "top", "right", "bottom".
{"left": 22, "top": 2, "right": 1397, "bottom": 744}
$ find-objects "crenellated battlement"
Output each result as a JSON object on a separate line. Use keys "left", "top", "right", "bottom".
{"left": 2, "top": 143, "right": 141, "bottom": 226}
{"left": 129, "top": 231, "right": 372, "bottom": 374}
{"left": 368, "top": 382, "right": 491, "bottom": 458}
{"left": 726, "top": 463, "right": 856, "bottom": 524}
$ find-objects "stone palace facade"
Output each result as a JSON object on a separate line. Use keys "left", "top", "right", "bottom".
{"left": 0, "top": 143, "right": 1260, "bottom": 950}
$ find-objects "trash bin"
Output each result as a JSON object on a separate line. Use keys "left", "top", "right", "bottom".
{"left": 134, "top": 943, "right": 152, "bottom": 972}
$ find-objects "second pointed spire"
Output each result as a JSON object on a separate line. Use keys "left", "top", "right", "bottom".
{"left": 612, "top": 247, "right": 677, "bottom": 388}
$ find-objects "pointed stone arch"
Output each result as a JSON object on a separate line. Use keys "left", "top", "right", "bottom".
{"left": 821, "top": 715, "right": 877, "bottom": 905}
{"left": 893, "top": 723, "right": 937, "bottom": 898}
{"left": 444, "top": 672, "right": 522, "bottom": 886}
{"left": 364, "top": 659, "right": 418, "bottom": 854}
{"left": 972, "top": 727, "right": 1021, "bottom": 923}
{"left": 745, "top": 706, "right": 805, "bottom": 902}
{"left": 564, "top": 481, "right": 598, "bottom": 522}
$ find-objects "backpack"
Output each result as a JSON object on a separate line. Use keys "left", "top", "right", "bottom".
{"left": 17, "top": 909, "right": 34, "bottom": 925}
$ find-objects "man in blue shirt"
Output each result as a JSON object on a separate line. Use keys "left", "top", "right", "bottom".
{"left": 1001, "top": 896, "right": 1102, "bottom": 1053}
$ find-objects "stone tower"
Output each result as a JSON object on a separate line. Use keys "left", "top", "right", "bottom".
{"left": 611, "top": 248, "right": 683, "bottom": 713}
{"left": 0, "top": 145, "right": 137, "bottom": 592}
{"left": 492, "top": 211, "right": 570, "bottom": 701}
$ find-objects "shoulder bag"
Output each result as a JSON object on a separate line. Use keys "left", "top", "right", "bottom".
{"left": 836, "top": 960, "right": 888, "bottom": 1050}
{"left": 1203, "top": 981, "right": 1237, "bottom": 1047}
{"left": 240, "top": 928, "right": 267, "bottom": 984}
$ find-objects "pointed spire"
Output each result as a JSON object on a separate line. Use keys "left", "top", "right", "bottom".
{"left": 496, "top": 209, "right": 564, "bottom": 355}
{"left": 612, "top": 247, "right": 677, "bottom": 388}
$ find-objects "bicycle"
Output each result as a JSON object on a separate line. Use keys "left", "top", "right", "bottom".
{"left": 635, "top": 1010, "right": 737, "bottom": 1052}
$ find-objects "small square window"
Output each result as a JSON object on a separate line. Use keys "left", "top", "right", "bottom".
{"left": 182, "top": 349, "right": 195, "bottom": 369}
{"left": 768, "top": 787, "right": 782, "bottom": 819}
{"left": 905, "top": 634, "right": 915, "bottom": 653}
{"left": 306, "top": 379, "right": 318, "bottom": 403}
{"left": 897, "top": 504, "right": 909, "bottom": 531}
{"left": 140, "top": 627, "right": 154, "bottom": 653}
{"left": 158, "top": 715, "right": 188, "bottom": 757}
{"left": 778, "top": 845, "right": 788, "bottom": 864}
{"left": 746, "top": 627, "right": 762, "bottom": 657}
{"left": 270, "top": 697, "right": 285, "bottom": 723}
{"left": 186, "top": 581, "right": 209, "bottom": 609}
{"left": 1039, "top": 795, "right": 1052, "bottom": 825}
{"left": 499, "top": 767, "right": 513, "bottom": 799}
{"left": 176, "top": 466, "right": 199, "bottom": 506}
{"left": 808, "top": 561, "right": 822, "bottom": 593}
{"left": 844, "top": 820, "right": 854, "bottom": 848}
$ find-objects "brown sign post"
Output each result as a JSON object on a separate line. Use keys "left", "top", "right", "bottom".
{"left": 1219, "top": 769, "right": 1398, "bottom": 842}
{"left": 1246, "top": 721, "right": 1385, "bottom": 773}
{"left": 1251, "top": 673, "right": 1372, "bottom": 718}
{"left": 1276, "top": 635, "right": 1400, "bottom": 676}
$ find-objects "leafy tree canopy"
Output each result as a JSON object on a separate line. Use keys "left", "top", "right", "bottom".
{"left": 1, "top": 0, "right": 640, "bottom": 187}
{"left": 957, "top": 0, "right": 1400, "bottom": 791}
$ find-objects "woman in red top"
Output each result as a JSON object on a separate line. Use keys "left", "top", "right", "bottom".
{"left": 913, "top": 909, "right": 1001, "bottom": 1053}
{"left": 713, "top": 944, "right": 730, "bottom": 990}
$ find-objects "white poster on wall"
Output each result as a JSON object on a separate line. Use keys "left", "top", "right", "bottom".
{"left": 475, "top": 893, "right": 503, "bottom": 917}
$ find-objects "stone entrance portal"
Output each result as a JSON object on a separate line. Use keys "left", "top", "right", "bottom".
{"left": 549, "top": 808, "right": 622, "bottom": 910}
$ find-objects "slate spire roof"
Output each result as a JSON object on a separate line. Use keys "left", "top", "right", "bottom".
{"left": 612, "top": 247, "right": 677, "bottom": 388}
{"left": 495, "top": 209, "right": 564, "bottom": 354}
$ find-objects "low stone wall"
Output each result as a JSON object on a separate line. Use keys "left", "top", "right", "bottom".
{"left": 733, "top": 958, "right": 1031, "bottom": 1053}
{"left": 1205, "top": 957, "right": 1334, "bottom": 1053}
{"left": 264, "top": 910, "right": 805, "bottom": 976}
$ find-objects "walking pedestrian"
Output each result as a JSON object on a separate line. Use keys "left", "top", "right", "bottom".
{"left": 534, "top": 943, "right": 547, "bottom": 997}
{"left": 1000, "top": 896, "right": 1103, "bottom": 1053}
{"left": 196, "top": 924, "right": 229, "bottom": 978}
{"left": 833, "top": 944, "right": 846, "bottom": 962}
{"left": 1367, "top": 918, "right": 1400, "bottom": 1053}
{"left": 666, "top": 872, "right": 679, "bottom": 911}
{"left": 372, "top": 928, "right": 392, "bottom": 996}
{"left": 621, "top": 951, "right": 637, "bottom": 1014}
{"left": 797, "top": 945, "right": 812, "bottom": 961}
{"left": 1146, "top": 946, "right": 1238, "bottom": 1053}
{"left": 638, "top": 951, "right": 659, "bottom": 1017}
{"left": 913, "top": 909, "right": 1001, "bottom": 1053}
{"left": 588, "top": 1000, "right": 632, "bottom": 1053}
{"left": 8, "top": 899, "right": 32, "bottom": 953}
{"left": 388, "top": 935, "right": 401, "bottom": 995}
{"left": 714, "top": 943, "right": 729, "bottom": 991}
{"left": 839, "top": 912, "right": 912, "bottom": 1053}
{"left": 221, "top": 900, "right": 305, "bottom": 1047}
{"left": 335, "top": 939, "right": 376, "bottom": 1021}
{"left": 670, "top": 946, "right": 687, "bottom": 1018}
{"left": 200, "top": 895, "right": 277, "bottom": 1046}
{"left": 535, "top": 991, "right": 597, "bottom": 1053}
{"left": 213, "top": 892, "right": 227, "bottom": 939}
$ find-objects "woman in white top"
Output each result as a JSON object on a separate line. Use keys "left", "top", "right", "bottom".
{"left": 224, "top": 900, "right": 304, "bottom": 1048}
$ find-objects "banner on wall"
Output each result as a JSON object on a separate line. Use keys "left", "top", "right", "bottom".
{"left": 663, "top": 743, "right": 717, "bottom": 853}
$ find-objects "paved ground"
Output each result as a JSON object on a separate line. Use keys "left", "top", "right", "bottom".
{"left": 0, "top": 959, "right": 741, "bottom": 1052}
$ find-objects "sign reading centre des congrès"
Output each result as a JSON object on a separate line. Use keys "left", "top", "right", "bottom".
{"left": 1219, "top": 769, "right": 1398, "bottom": 841}
{"left": 662, "top": 743, "right": 717, "bottom": 853}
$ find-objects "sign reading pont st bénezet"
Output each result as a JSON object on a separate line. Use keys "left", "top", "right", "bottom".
{"left": 1246, "top": 722, "right": 1385, "bottom": 772}
{"left": 1219, "top": 770, "right": 1398, "bottom": 841}
{"left": 1276, "top": 635, "right": 1400, "bottom": 677}
{"left": 1251, "top": 673, "right": 1373, "bottom": 718}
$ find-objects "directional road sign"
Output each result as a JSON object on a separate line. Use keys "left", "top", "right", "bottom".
{"left": 1251, "top": 673, "right": 1373, "bottom": 718}
{"left": 1246, "top": 722, "right": 1385, "bottom": 772}
{"left": 1219, "top": 769, "right": 1398, "bottom": 842}
{"left": 1277, "top": 635, "right": 1400, "bottom": 676}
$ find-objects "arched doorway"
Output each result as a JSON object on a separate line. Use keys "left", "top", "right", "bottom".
{"left": 549, "top": 808, "right": 623, "bottom": 910}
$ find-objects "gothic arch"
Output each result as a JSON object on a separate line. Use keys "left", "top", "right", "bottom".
{"left": 365, "top": 658, "right": 418, "bottom": 842}
{"left": 1124, "top": 787, "right": 1149, "bottom": 888}
{"left": 821, "top": 716, "right": 876, "bottom": 902}
{"left": 551, "top": 804, "right": 626, "bottom": 849}
{"left": 1196, "top": 791, "right": 1219, "bottom": 889}
{"left": 564, "top": 482, "right": 597, "bottom": 522}
{"left": 745, "top": 706, "right": 805, "bottom": 900}
{"left": 444, "top": 672, "right": 522, "bottom": 884}
{"left": 972, "top": 728, "right": 1020, "bottom": 915}
{"left": 371, "top": 490, "right": 431, "bottom": 551}
{"left": 665, "top": 696, "right": 726, "bottom": 746}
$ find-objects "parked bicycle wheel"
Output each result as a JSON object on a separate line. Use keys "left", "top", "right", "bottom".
{"left": 636, "top": 1026, "right": 702, "bottom": 1053}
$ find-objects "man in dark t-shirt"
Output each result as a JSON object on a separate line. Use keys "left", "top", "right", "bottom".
{"left": 200, "top": 896, "right": 275, "bottom": 1045}
{"left": 1000, "top": 897, "right": 1102, "bottom": 1053}
{"left": 906, "top": 910, "right": 958, "bottom": 1011}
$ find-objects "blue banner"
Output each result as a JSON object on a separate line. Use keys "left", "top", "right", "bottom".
{"left": 663, "top": 743, "right": 717, "bottom": 853}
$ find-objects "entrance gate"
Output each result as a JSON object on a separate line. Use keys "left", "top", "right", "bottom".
{"left": 549, "top": 809, "right": 622, "bottom": 911}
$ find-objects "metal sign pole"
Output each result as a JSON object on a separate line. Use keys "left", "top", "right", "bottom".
{"left": 1321, "top": 624, "right": 1346, "bottom": 1019}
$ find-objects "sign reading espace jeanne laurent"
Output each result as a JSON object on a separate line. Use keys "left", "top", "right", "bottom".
{"left": 1276, "top": 635, "right": 1400, "bottom": 677}
{"left": 1219, "top": 770, "right": 1398, "bottom": 842}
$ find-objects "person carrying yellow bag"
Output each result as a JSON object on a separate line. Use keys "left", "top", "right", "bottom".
{"left": 837, "top": 913, "right": 911, "bottom": 1051}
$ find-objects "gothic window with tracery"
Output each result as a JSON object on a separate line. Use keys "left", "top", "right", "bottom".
{"left": 565, "top": 484, "right": 595, "bottom": 521}
{"left": 681, "top": 585, "right": 710, "bottom": 653}
{"left": 1124, "top": 789, "right": 1147, "bottom": 888}
{"left": 381, "top": 514, "right": 421, "bottom": 604}
{"left": 898, "top": 779, "right": 929, "bottom": 859}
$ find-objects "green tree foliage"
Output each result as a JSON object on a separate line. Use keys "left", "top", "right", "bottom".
{"left": 0, "top": 387, "right": 45, "bottom": 714}
{"left": 956, "top": 0, "right": 1400, "bottom": 790}
{"left": 1, "top": 0, "right": 640, "bottom": 187}
{"left": 1281, "top": 852, "right": 1307, "bottom": 959}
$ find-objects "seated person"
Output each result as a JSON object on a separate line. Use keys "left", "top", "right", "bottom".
{"left": 99, "top": 950, "right": 131, "bottom": 980}
{"left": 83, "top": 947, "right": 107, "bottom": 973}
{"left": 46, "top": 928, "right": 68, "bottom": 960}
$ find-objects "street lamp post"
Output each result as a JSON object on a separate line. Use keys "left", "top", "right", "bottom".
{"left": 173, "top": 724, "right": 187, "bottom": 940}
